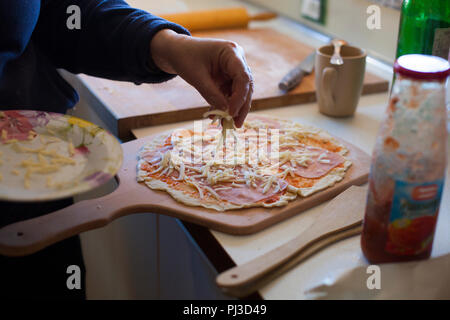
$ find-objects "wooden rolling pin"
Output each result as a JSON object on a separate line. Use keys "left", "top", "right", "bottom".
{"left": 160, "top": 7, "right": 277, "bottom": 32}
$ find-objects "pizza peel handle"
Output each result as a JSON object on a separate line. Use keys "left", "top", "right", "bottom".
{"left": 220, "top": 225, "right": 363, "bottom": 298}
{"left": 0, "top": 176, "right": 152, "bottom": 257}
{"left": 0, "top": 129, "right": 372, "bottom": 257}
{"left": 216, "top": 185, "right": 368, "bottom": 295}
{"left": 0, "top": 138, "right": 159, "bottom": 257}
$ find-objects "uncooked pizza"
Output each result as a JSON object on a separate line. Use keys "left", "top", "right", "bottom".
{"left": 137, "top": 114, "right": 352, "bottom": 211}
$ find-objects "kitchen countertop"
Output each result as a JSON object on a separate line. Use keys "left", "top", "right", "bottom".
{"left": 132, "top": 93, "right": 450, "bottom": 299}
{"left": 69, "top": 0, "right": 450, "bottom": 299}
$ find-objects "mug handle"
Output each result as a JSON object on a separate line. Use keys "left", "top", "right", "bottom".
{"left": 321, "top": 67, "right": 337, "bottom": 111}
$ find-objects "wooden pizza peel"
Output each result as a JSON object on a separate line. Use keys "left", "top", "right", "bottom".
{"left": 0, "top": 132, "right": 370, "bottom": 257}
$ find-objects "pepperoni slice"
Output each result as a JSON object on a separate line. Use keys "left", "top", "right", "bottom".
{"left": 291, "top": 147, "right": 344, "bottom": 179}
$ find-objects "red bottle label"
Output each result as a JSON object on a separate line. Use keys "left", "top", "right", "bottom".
{"left": 385, "top": 179, "right": 443, "bottom": 256}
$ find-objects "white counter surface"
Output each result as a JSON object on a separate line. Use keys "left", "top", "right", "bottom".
{"left": 133, "top": 90, "right": 450, "bottom": 299}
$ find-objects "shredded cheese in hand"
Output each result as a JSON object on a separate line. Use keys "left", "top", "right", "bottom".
{"left": 203, "top": 109, "right": 236, "bottom": 148}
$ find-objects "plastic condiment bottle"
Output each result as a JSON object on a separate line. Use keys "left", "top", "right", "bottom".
{"left": 361, "top": 54, "right": 450, "bottom": 264}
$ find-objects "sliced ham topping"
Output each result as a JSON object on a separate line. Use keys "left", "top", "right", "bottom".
{"left": 141, "top": 145, "right": 173, "bottom": 164}
{"left": 212, "top": 179, "right": 288, "bottom": 205}
{"left": 292, "top": 147, "right": 344, "bottom": 179}
{"left": 140, "top": 116, "right": 350, "bottom": 210}
{"left": 246, "top": 115, "right": 281, "bottom": 129}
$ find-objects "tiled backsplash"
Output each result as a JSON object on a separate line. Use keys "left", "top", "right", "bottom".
{"left": 368, "top": 0, "right": 402, "bottom": 10}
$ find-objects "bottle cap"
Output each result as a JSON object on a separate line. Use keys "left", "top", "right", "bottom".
{"left": 394, "top": 54, "right": 450, "bottom": 80}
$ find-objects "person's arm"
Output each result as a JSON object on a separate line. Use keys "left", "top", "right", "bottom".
{"left": 34, "top": 0, "right": 190, "bottom": 84}
{"left": 150, "top": 30, "right": 253, "bottom": 127}
{"left": 0, "top": 0, "right": 40, "bottom": 75}
{"left": 35, "top": 0, "right": 253, "bottom": 127}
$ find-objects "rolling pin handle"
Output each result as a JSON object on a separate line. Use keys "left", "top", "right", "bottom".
{"left": 250, "top": 12, "right": 277, "bottom": 21}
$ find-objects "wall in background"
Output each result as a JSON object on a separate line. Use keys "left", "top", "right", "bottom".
{"left": 368, "top": 0, "right": 402, "bottom": 10}
{"left": 246, "top": 0, "right": 401, "bottom": 64}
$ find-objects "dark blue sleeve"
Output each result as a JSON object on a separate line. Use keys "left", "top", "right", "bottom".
{"left": 0, "top": 0, "right": 41, "bottom": 75}
{"left": 34, "top": 0, "right": 191, "bottom": 84}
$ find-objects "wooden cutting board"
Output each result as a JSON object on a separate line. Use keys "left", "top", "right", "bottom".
{"left": 76, "top": 28, "right": 389, "bottom": 139}
{"left": 0, "top": 131, "right": 370, "bottom": 257}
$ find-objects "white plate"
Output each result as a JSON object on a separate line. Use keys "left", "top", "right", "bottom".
{"left": 0, "top": 110, "right": 123, "bottom": 202}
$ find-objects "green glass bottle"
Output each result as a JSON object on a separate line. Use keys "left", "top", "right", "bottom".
{"left": 396, "top": 0, "right": 450, "bottom": 60}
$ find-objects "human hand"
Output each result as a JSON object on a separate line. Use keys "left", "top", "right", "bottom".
{"left": 150, "top": 29, "right": 253, "bottom": 128}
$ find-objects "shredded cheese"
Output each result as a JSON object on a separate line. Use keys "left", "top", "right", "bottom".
{"left": 147, "top": 166, "right": 163, "bottom": 175}
{"left": 2, "top": 133, "right": 80, "bottom": 190}
{"left": 140, "top": 117, "right": 342, "bottom": 202}
{"left": 24, "top": 178, "right": 30, "bottom": 189}
{"left": 4, "top": 139, "right": 19, "bottom": 144}
{"left": 175, "top": 162, "right": 185, "bottom": 181}
{"left": 203, "top": 185, "right": 221, "bottom": 200}
{"left": 68, "top": 142, "right": 75, "bottom": 156}
{"left": 27, "top": 131, "right": 36, "bottom": 140}
{"left": 46, "top": 176, "right": 53, "bottom": 188}
{"left": 262, "top": 175, "right": 276, "bottom": 194}
{"left": 203, "top": 109, "right": 236, "bottom": 151}
{"left": 186, "top": 179, "right": 204, "bottom": 199}
{"left": 213, "top": 187, "right": 232, "bottom": 191}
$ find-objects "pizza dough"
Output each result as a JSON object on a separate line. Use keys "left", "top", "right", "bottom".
{"left": 137, "top": 115, "right": 352, "bottom": 211}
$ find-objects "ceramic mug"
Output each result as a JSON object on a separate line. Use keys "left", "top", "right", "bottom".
{"left": 315, "top": 45, "right": 367, "bottom": 117}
